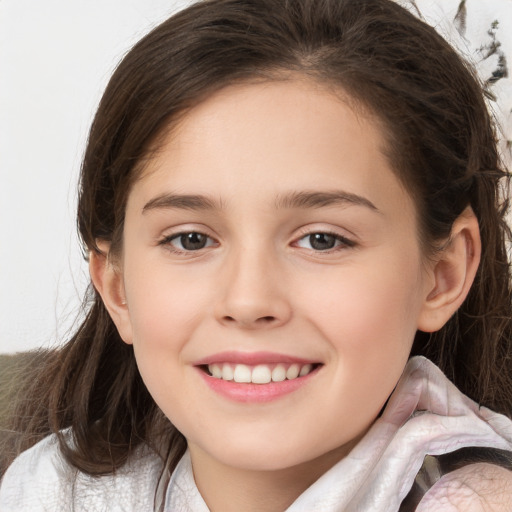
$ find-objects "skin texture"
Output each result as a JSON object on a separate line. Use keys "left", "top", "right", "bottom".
{"left": 90, "top": 79, "right": 483, "bottom": 512}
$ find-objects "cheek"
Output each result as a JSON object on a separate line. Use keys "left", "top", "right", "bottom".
{"left": 124, "top": 259, "right": 210, "bottom": 345}
{"left": 304, "top": 261, "right": 422, "bottom": 353}
{"left": 300, "top": 253, "right": 424, "bottom": 407}
{"left": 120, "top": 257, "right": 215, "bottom": 405}
{"left": 121, "top": 264, "right": 207, "bottom": 419}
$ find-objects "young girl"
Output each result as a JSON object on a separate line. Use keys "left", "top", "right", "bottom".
{"left": 1, "top": 0, "right": 512, "bottom": 510}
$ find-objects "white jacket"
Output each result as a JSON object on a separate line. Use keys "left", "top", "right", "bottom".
{"left": 1, "top": 357, "right": 512, "bottom": 512}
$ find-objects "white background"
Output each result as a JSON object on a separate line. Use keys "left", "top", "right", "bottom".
{"left": 0, "top": 0, "right": 192, "bottom": 353}
{"left": 1, "top": 0, "right": 511, "bottom": 354}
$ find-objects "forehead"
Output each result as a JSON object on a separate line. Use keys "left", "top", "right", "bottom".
{"left": 129, "top": 79, "right": 414, "bottom": 219}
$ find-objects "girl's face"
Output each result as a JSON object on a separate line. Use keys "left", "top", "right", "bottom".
{"left": 116, "top": 79, "right": 435, "bottom": 474}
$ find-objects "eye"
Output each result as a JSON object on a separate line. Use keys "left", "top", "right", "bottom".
{"left": 163, "top": 232, "right": 216, "bottom": 252}
{"left": 295, "top": 232, "right": 354, "bottom": 251}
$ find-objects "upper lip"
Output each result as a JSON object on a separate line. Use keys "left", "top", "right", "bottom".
{"left": 193, "top": 351, "right": 320, "bottom": 366}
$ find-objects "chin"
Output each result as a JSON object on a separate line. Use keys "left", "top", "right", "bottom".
{"left": 193, "top": 430, "right": 349, "bottom": 473}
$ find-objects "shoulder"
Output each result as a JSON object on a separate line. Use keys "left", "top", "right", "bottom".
{"left": 0, "top": 433, "right": 164, "bottom": 512}
{"left": 416, "top": 463, "right": 512, "bottom": 512}
{"left": 0, "top": 434, "right": 71, "bottom": 511}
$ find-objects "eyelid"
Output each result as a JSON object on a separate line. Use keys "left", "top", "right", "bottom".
{"left": 157, "top": 223, "right": 217, "bottom": 241}
{"left": 156, "top": 224, "right": 357, "bottom": 255}
{"left": 291, "top": 226, "right": 357, "bottom": 252}
{"left": 158, "top": 226, "right": 219, "bottom": 254}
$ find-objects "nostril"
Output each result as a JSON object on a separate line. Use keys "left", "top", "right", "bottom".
{"left": 221, "top": 315, "right": 277, "bottom": 326}
{"left": 259, "top": 316, "right": 276, "bottom": 323}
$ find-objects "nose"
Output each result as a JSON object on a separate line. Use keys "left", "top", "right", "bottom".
{"left": 214, "top": 247, "right": 292, "bottom": 329}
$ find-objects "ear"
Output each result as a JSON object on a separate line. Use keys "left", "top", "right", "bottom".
{"left": 417, "top": 207, "right": 481, "bottom": 333}
{"left": 89, "top": 241, "right": 133, "bottom": 344}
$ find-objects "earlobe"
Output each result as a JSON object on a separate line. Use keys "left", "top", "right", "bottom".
{"left": 417, "top": 207, "right": 481, "bottom": 333}
{"left": 89, "top": 241, "right": 133, "bottom": 344}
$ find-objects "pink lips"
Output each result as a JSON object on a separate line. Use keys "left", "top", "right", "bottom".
{"left": 193, "top": 351, "right": 316, "bottom": 366}
{"left": 193, "top": 351, "right": 321, "bottom": 403}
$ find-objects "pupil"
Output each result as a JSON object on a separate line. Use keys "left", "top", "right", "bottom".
{"left": 181, "top": 233, "right": 207, "bottom": 250}
{"left": 310, "top": 233, "right": 335, "bottom": 250}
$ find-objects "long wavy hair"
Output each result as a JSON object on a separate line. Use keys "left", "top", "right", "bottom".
{"left": 3, "top": 0, "right": 511, "bottom": 502}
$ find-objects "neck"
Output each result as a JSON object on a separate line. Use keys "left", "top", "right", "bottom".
{"left": 188, "top": 443, "right": 355, "bottom": 512}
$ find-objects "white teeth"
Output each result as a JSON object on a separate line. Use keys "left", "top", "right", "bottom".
{"left": 286, "top": 364, "right": 300, "bottom": 380}
{"left": 299, "top": 364, "right": 313, "bottom": 377}
{"left": 233, "top": 364, "right": 252, "bottom": 383}
{"left": 271, "top": 364, "right": 286, "bottom": 382}
{"left": 251, "top": 365, "right": 272, "bottom": 384}
{"left": 208, "top": 362, "right": 316, "bottom": 383}
{"left": 221, "top": 363, "right": 234, "bottom": 381}
{"left": 210, "top": 364, "right": 222, "bottom": 378}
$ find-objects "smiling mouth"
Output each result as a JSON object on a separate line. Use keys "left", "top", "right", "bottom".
{"left": 201, "top": 362, "right": 322, "bottom": 384}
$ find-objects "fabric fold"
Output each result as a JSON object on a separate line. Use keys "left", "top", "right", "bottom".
{"left": 286, "top": 356, "right": 512, "bottom": 511}
{"left": 164, "top": 357, "right": 512, "bottom": 511}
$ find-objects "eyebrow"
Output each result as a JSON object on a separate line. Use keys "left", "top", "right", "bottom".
{"left": 142, "top": 190, "right": 379, "bottom": 214}
{"left": 142, "top": 193, "right": 222, "bottom": 213}
{"left": 274, "top": 190, "right": 380, "bottom": 212}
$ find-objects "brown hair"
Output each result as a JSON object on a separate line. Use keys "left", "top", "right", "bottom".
{"left": 4, "top": 0, "right": 511, "bottom": 499}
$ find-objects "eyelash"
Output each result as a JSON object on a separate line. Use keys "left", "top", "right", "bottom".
{"left": 159, "top": 229, "right": 356, "bottom": 255}
{"left": 159, "top": 231, "right": 218, "bottom": 254}
{"left": 294, "top": 230, "right": 356, "bottom": 252}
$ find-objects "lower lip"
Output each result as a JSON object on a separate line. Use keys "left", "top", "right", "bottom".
{"left": 197, "top": 367, "right": 320, "bottom": 403}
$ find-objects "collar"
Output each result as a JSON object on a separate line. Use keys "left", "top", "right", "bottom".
{"left": 164, "top": 356, "right": 512, "bottom": 512}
